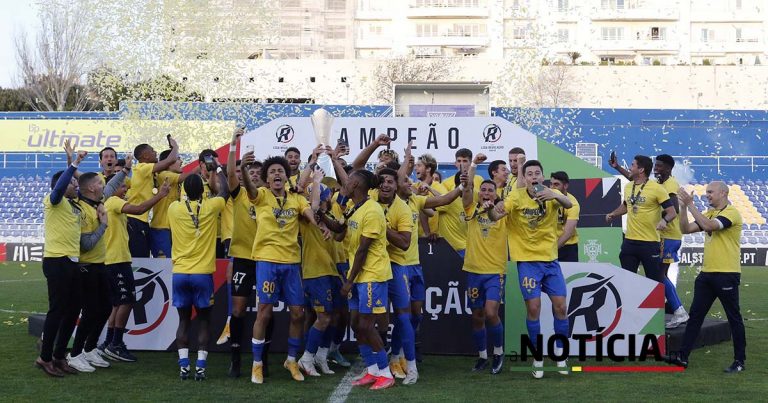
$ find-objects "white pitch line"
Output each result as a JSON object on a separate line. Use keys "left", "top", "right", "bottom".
{"left": 328, "top": 360, "right": 364, "bottom": 403}
{"left": 0, "top": 308, "right": 44, "bottom": 315}
{"left": 0, "top": 279, "right": 44, "bottom": 283}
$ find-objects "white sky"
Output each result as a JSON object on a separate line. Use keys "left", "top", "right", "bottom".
{"left": 0, "top": 0, "right": 38, "bottom": 88}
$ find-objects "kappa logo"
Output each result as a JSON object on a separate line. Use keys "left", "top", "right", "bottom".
{"left": 128, "top": 267, "right": 170, "bottom": 336}
{"left": 566, "top": 273, "right": 622, "bottom": 341}
{"left": 482, "top": 124, "right": 501, "bottom": 143}
{"left": 275, "top": 124, "right": 295, "bottom": 143}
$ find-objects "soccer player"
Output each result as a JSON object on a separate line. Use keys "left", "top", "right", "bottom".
{"left": 149, "top": 149, "right": 196, "bottom": 258}
{"left": 489, "top": 160, "right": 573, "bottom": 378}
{"left": 339, "top": 169, "right": 395, "bottom": 390}
{"left": 549, "top": 171, "right": 580, "bottom": 262}
{"left": 654, "top": 154, "right": 689, "bottom": 329}
{"left": 245, "top": 156, "right": 320, "bottom": 384}
{"left": 126, "top": 137, "right": 180, "bottom": 257}
{"left": 668, "top": 182, "right": 745, "bottom": 373}
{"left": 488, "top": 160, "right": 510, "bottom": 199}
{"left": 606, "top": 155, "right": 677, "bottom": 283}
{"left": 284, "top": 147, "right": 301, "bottom": 191}
{"left": 442, "top": 148, "right": 484, "bottom": 192}
{"left": 198, "top": 149, "right": 229, "bottom": 258}
{"left": 414, "top": 153, "right": 446, "bottom": 240}
{"left": 462, "top": 155, "right": 506, "bottom": 374}
{"left": 168, "top": 167, "right": 230, "bottom": 381}
{"left": 507, "top": 147, "right": 526, "bottom": 192}
{"left": 297, "top": 171, "right": 341, "bottom": 377}
{"left": 36, "top": 150, "right": 87, "bottom": 377}
{"left": 351, "top": 133, "right": 397, "bottom": 172}
{"left": 66, "top": 170, "right": 121, "bottom": 372}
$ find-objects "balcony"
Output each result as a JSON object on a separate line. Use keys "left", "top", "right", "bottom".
{"left": 690, "top": 40, "right": 765, "bottom": 55}
{"left": 591, "top": 38, "right": 680, "bottom": 53}
{"left": 407, "top": 2, "right": 488, "bottom": 18}
{"left": 355, "top": 36, "right": 393, "bottom": 49}
{"left": 591, "top": 7, "right": 679, "bottom": 21}
{"left": 407, "top": 33, "right": 489, "bottom": 47}
{"left": 690, "top": 8, "right": 764, "bottom": 23}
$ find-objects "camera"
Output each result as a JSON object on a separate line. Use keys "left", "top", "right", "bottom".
{"left": 203, "top": 155, "right": 216, "bottom": 172}
{"left": 533, "top": 184, "right": 546, "bottom": 193}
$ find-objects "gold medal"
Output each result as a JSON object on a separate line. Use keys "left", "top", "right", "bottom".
{"left": 278, "top": 219, "right": 286, "bottom": 228}
{"left": 632, "top": 205, "right": 638, "bottom": 214}
{"left": 152, "top": 187, "right": 158, "bottom": 195}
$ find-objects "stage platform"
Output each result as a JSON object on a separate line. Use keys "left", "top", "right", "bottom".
{"left": 664, "top": 314, "right": 732, "bottom": 352}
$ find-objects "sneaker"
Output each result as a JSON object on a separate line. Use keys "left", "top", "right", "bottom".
{"left": 399, "top": 356, "right": 407, "bottom": 373}
{"left": 66, "top": 353, "right": 96, "bottom": 373}
{"left": 724, "top": 360, "right": 745, "bottom": 373}
{"left": 389, "top": 359, "right": 406, "bottom": 379}
{"left": 314, "top": 356, "right": 335, "bottom": 375}
{"left": 216, "top": 318, "right": 230, "bottom": 345}
{"left": 195, "top": 367, "right": 206, "bottom": 381}
{"left": 105, "top": 343, "right": 137, "bottom": 363}
{"left": 554, "top": 346, "right": 568, "bottom": 375}
{"left": 472, "top": 358, "right": 488, "bottom": 372}
{"left": 298, "top": 357, "right": 320, "bottom": 377}
{"left": 666, "top": 307, "right": 690, "bottom": 329}
{"left": 180, "top": 366, "right": 190, "bottom": 380}
{"left": 284, "top": 360, "right": 305, "bottom": 381}
{"left": 663, "top": 352, "right": 688, "bottom": 368}
{"left": 84, "top": 349, "right": 110, "bottom": 368}
{"left": 370, "top": 375, "right": 395, "bottom": 390}
{"left": 532, "top": 360, "right": 544, "bottom": 379}
{"left": 251, "top": 362, "right": 263, "bottom": 384}
{"left": 328, "top": 350, "right": 351, "bottom": 367}
{"left": 403, "top": 368, "right": 418, "bottom": 385}
{"left": 490, "top": 354, "right": 503, "bottom": 375}
{"left": 351, "top": 373, "right": 378, "bottom": 386}
{"left": 96, "top": 342, "right": 111, "bottom": 359}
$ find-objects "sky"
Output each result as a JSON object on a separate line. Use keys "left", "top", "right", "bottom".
{"left": 0, "top": 0, "right": 38, "bottom": 88}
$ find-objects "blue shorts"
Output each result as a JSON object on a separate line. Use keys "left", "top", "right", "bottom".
{"left": 457, "top": 249, "right": 466, "bottom": 258}
{"left": 256, "top": 261, "right": 304, "bottom": 306}
{"left": 304, "top": 275, "right": 343, "bottom": 313}
{"left": 349, "top": 282, "right": 388, "bottom": 314}
{"left": 336, "top": 262, "right": 349, "bottom": 280}
{"left": 172, "top": 273, "right": 214, "bottom": 309}
{"left": 332, "top": 276, "right": 348, "bottom": 308}
{"left": 661, "top": 239, "right": 682, "bottom": 264}
{"left": 407, "top": 265, "right": 426, "bottom": 302}
{"left": 466, "top": 273, "right": 506, "bottom": 309}
{"left": 149, "top": 228, "right": 172, "bottom": 258}
{"left": 517, "top": 261, "right": 567, "bottom": 301}
{"left": 388, "top": 264, "right": 411, "bottom": 310}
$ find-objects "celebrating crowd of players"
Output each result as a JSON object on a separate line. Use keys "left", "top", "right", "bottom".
{"left": 34, "top": 126, "right": 747, "bottom": 385}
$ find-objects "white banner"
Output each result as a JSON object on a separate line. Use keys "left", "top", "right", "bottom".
{"left": 123, "top": 258, "right": 178, "bottom": 350}
{"left": 536, "top": 262, "right": 664, "bottom": 356}
{"left": 240, "top": 117, "right": 538, "bottom": 164}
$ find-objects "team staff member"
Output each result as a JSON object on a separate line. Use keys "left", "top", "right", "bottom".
{"left": 549, "top": 171, "right": 580, "bottom": 262}
{"left": 506, "top": 147, "right": 526, "bottom": 194}
{"left": 168, "top": 166, "right": 230, "bottom": 381}
{"left": 490, "top": 160, "right": 573, "bottom": 379}
{"left": 149, "top": 149, "right": 196, "bottom": 258}
{"left": 246, "top": 156, "right": 321, "bottom": 385}
{"left": 338, "top": 170, "right": 395, "bottom": 390}
{"left": 36, "top": 151, "right": 87, "bottom": 377}
{"left": 127, "top": 137, "right": 180, "bottom": 257}
{"left": 668, "top": 182, "right": 746, "bottom": 373}
{"left": 606, "top": 155, "right": 677, "bottom": 282}
{"left": 463, "top": 156, "right": 506, "bottom": 374}
{"left": 101, "top": 158, "right": 170, "bottom": 363}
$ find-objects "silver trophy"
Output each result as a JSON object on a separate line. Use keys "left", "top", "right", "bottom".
{"left": 310, "top": 108, "right": 338, "bottom": 187}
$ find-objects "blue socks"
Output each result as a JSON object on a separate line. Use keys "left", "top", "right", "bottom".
{"left": 526, "top": 319, "right": 541, "bottom": 349}
{"left": 472, "top": 328, "right": 487, "bottom": 354}
{"left": 305, "top": 327, "right": 323, "bottom": 355}
{"left": 375, "top": 349, "right": 389, "bottom": 370}
{"left": 397, "top": 313, "right": 416, "bottom": 361}
{"left": 360, "top": 344, "right": 375, "bottom": 367}
{"left": 553, "top": 318, "right": 569, "bottom": 348}
{"left": 489, "top": 322, "right": 504, "bottom": 349}
{"left": 287, "top": 337, "right": 302, "bottom": 359}
{"left": 252, "top": 338, "right": 265, "bottom": 362}
{"left": 663, "top": 277, "right": 683, "bottom": 311}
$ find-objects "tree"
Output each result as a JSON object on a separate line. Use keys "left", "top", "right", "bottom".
{"left": 371, "top": 55, "right": 457, "bottom": 104}
{"left": 88, "top": 66, "right": 203, "bottom": 111}
{"left": 568, "top": 52, "right": 581, "bottom": 65}
{"left": 0, "top": 87, "right": 34, "bottom": 111}
{"left": 527, "top": 64, "right": 578, "bottom": 108}
{"left": 14, "top": 2, "right": 93, "bottom": 111}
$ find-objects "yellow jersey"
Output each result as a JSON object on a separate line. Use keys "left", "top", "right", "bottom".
{"left": 442, "top": 174, "right": 483, "bottom": 192}
{"left": 624, "top": 180, "right": 670, "bottom": 242}
{"left": 503, "top": 187, "right": 562, "bottom": 262}
{"left": 502, "top": 175, "right": 518, "bottom": 199}
{"left": 414, "top": 181, "right": 446, "bottom": 237}
{"left": 437, "top": 196, "right": 468, "bottom": 252}
{"left": 346, "top": 199, "right": 392, "bottom": 283}
{"left": 556, "top": 192, "right": 580, "bottom": 246}
{"left": 300, "top": 220, "right": 339, "bottom": 279}
{"left": 250, "top": 187, "right": 310, "bottom": 264}
{"left": 149, "top": 171, "right": 180, "bottom": 230}
{"left": 104, "top": 196, "right": 131, "bottom": 265}
{"left": 78, "top": 200, "right": 106, "bottom": 264}
{"left": 168, "top": 197, "right": 226, "bottom": 274}
{"left": 43, "top": 194, "right": 81, "bottom": 258}
{"left": 331, "top": 198, "right": 349, "bottom": 263}
{"left": 228, "top": 188, "right": 259, "bottom": 260}
{"left": 221, "top": 197, "right": 234, "bottom": 241}
{"left": 378, "top": 196, "right": 413, "bottom": 266}
{"left": 703, "top": 205, "right": 742, "bottom": 273}
{"left": 126, "top": 162, "right": 155, "bottom": 223}
{"left": 403, "top": 195, "right": 427, "bottom": 265}
{"left": 464, "top": 201, "right": 508, "bottom": 274}
{"left": 659, "top": 176, "right": 682, "bottom": 241}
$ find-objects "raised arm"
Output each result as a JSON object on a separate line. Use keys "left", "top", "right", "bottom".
{"left": 227, "top": 127, "right": 243, "bottom": 192}
{"left": 608, "top": 152, "right": 631, "bottom": 180}
{"left": 51, "top": 151, "right": 86, "bottom": 205}
{"left": 398, "top": 141, "right": 414, "bottom": 182}
{"left": 463, "top": 154, "right": 485, "bottom": 209}
{"left": 240, "top": 151, "right": 260, "bottom": 201}
{"left": 121, "top": 179, "right": 170, "bottom": 215}
{"left": 678, "top": 187, "right": 722, "bottom": 233}
{"left": 352, "top": 134, "right": 391, "bottom": 170}
{"left": 152, "top": 136, "right": 179, "bottom": 173}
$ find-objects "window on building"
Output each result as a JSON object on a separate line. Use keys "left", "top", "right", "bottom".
{"left": 513, "top": 26, "right": 530, "bottom": 40}
{"left": 281, "top": 0, "right": 300, "bottom": 7}
{"left": 416, "top": 23, "right": 439, "bottom": 37}
{"left": 326, "top": 51, "right": 345, "bottom": 59}
{"left": 735, "top": 0, "right": 742, "bottom": 9}
{"left": 735, "top": 27, "right": 742, "bottom": 41}
{"left": 280, "top": 23, "right": 301, "bottom": 37}
{"left": 601, "top": 27, "right": 624, "bottom": 40}
{"left": 600, "top": 56, "right": 616, "bottom": 64}
{"left": 326, "top": 25, "right": 346, "bottom": 40}
{"left": 601, "top": 0, "right": 624, "bottom": 9}
{"left": 700, "top": 28, "right": 715, "bottom": 42}
{"left": 451, "top": 23, "right": 486, "bottom": 37}
{"left": 325, "top": 0, "right": 346, "bottom": 10}
{"left": 650, "top": 27, "right": 666, "bottom": 40}
{"left": 557, "top": 0, "right": 568, "bottom": 12}
{"left": 557, "top": 29, "right": 569, "bottom": 43}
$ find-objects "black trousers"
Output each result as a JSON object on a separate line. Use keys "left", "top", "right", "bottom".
{"left": 558, "top": 243, "right": 579, "bottom": 262}
{"left": 680, "top": 272, "right": 746, "bottom": 362}
{"left": 41, "top": 257, "right": 81, "bottom": 361}
{"left": 128, "top": 217, "right": 151, "bottom": 258}
{"left": 619, "top": 239, "right": 663, "bottom": 282}
{"left": 71, "top": 264, "right": 113, "bottom": 355}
